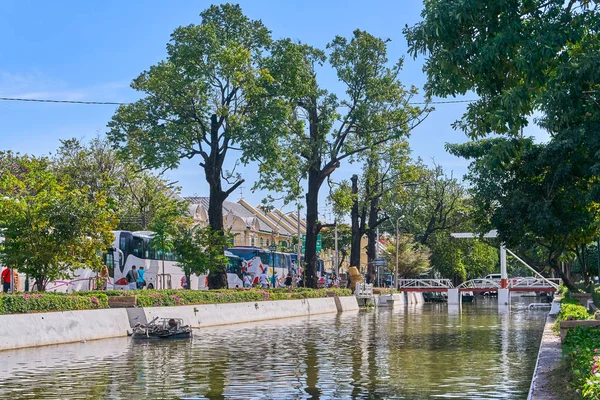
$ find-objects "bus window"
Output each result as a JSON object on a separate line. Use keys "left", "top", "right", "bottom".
{"left": 258, "top": 251, "right": 270, "bottom": 265}
{"left": 132, "top": 237, "right": 144, "bottom": 258}
{"left": 103, "top": 252, "right": 115, "bottom": 278}
{"left": 226, "top": 257, "right": 241, "bottom": 276}
{"left": 119, "top": 237, "right": 128, "bottom": 253}
{"left": 273, "top": 253, "right": 282, "bottom": 268}
{"left": 228, "top": 248, "right": 257, "bottom": 261}
{"left": 284, "top": 254, "right": 292, "bottom": 270}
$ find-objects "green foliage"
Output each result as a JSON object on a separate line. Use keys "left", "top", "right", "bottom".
{"left": 427, "top": 232, "right": 498, "bottom": 282}
{"left": 563, "top": 326, "right": 600, "bottom": 399}
{"left": 0, "top": 155, "right": 116, "bottom": 291}
{"left": 406, "top": 0, "right": 600, "bottom": 290}
{"left": 53, "top": 137, "right": 182, "bottom": 231}
{"left": 320, "top": 223, "right": 352, "bottom": 270}
{"left": 557, "top": 301, "right": 591, "bottom": 322}
{"left": 594, "top": 287, "right": 600, "bottom": 309}
{"left": 0, "top": 292, "right": 108, "bottom": 314}
{"left": 382, "top": 235, "right": 431, "bottom": 278}
{"left": 558, "top": 283, "right": 570, "bottom": 297}
{"left": 172, "top": 225, "right": 230, "bottom": 286}
{"left": 79, "top": 288, "right": 351, "bottom": 307}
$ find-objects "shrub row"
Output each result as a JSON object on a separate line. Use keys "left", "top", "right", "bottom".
{"left": 0, "top": 288, "right": 351, "bottom": 314}
{"left": 557, "top": 297, "right": 592, "bottom": 322}
{"left": 0, "top": 292, "right": 109, "bottom": 314}
{"left": 563, "top": 326, "right": 600, "bottom": 399}
{"left": 95, "top": 287, "right": 353, "bottom": 307}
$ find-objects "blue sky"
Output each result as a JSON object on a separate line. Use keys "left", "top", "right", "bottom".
{"left": 0, "top": 0, "right": 547, "bottom": 218}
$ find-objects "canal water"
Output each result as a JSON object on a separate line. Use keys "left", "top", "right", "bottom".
{"left": 0, "top": 297, "right": 547, "bottom": 399}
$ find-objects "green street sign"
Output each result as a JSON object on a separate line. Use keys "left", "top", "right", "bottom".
{"left": 301, "top": 234, "right": 321, "bottom": 253}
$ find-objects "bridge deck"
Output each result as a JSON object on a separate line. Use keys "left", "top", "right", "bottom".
{"left": 401, "top": 287, "right": 556, "bottom": 293}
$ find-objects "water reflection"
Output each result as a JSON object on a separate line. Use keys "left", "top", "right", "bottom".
{"left": 0, "top": 297, "right": 546, "bottom": 399}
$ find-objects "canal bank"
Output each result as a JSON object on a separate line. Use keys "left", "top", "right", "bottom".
{"left": 0, "top": 296, "right": 359, "bottom": 351}
{"left": 528, "top": 313, "right": 562, "bottom": 400}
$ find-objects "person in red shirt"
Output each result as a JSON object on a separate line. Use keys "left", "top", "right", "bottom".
{"left": 1, "top": 268, "right": 12, "bottom": 293}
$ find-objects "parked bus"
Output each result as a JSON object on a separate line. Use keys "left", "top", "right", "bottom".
{"left": 111, "top": 231, "right": 244, "bottom": 290}
{"left": 48, "top": 230, "right": 242, "bottom": 291}
{"left": 226, "top": 246, "right": 293, "bottom": 286}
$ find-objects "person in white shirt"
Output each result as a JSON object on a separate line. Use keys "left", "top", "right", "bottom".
{"left": 259, "top": 270, "right": 269, "bottom": 288}
{"left": 243, "top": 274, "right": 252, "bottom": 288}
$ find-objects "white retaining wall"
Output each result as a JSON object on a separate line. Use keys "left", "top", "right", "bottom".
{"left": 391, "top": 293, "right": 405, "bottom": 306}
{"left": 0, "top": 296, "right": 359, "bottom": 351}
{"left": 336, "top": 295, "right": 360, "bottom": 312}
{"left": 0, "top": 309, "right": 130, "bottom": 350}
{"left": 140, "top": 297, "right": 342, "bottom": 328}
{"left": 404, "top": 292, "right": 424, "bottom": 304}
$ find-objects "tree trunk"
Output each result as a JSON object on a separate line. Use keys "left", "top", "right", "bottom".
{"left": 365, "top": 194, "right": 379, "bottom": 285}
{"left": 350, "top": 175, "right": 361, "bottom": 269}
{"left": 550, "top": 258, "right": 578, "bottom": 292}
{"left": 35, "top": 275, "right": 46, "bottom": 292}
{"left": 206, "top": 181, "right": 228, "bottom": 289}
{"left": 304, "top": 170, "right": 320, "bottom": 289}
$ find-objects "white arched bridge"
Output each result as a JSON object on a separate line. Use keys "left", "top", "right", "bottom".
{"left": 397, "top": 277, "right": 560, "bottom": 293}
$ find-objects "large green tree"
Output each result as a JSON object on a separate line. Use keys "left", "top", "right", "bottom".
{"left": 330, "top": 140, "right": 419, "bottom": 283}
{"left": 382, "top": 234, "right": 431, "bottom": 279}
{"left": 405, "top": 0, "right": 600, "bottom": 289}
{"left": 255, "top": 30, "right": 429, "bottom": 287}
{"left": 53, "top": 137, "right": 182, "bottom": 231}
{"left": 107, "top": 4, "right": 284, "bottom": 289}
{"left": 0, "top": 156, "right": 116, "bottom": 291}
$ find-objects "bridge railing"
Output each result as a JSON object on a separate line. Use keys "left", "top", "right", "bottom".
{"left": 509, "top": 277, "right": 560, "bottom": 289}
{"left": 397, "top": 279, "right": 454, "bottom": 289}
{"left": 457, "top": 279, "right": 500, "bottom": 289}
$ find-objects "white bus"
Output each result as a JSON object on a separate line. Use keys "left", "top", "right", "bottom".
{"left": 226, "top": 246, "right": 292, "bottom": 286}
{"left": 110, "top": 231, "right": 244, "bottom": 290}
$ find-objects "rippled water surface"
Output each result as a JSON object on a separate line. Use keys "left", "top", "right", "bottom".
{"left": 0, "top": 297, "right": 547, "bottom": 399}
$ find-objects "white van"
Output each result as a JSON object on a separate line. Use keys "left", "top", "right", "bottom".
{"left": 484, "top": 274, "right": 502, "bottom": 281}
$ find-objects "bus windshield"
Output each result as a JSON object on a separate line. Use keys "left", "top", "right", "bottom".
{"left": 227, "top": 248, "right": 257, "bottom": 261}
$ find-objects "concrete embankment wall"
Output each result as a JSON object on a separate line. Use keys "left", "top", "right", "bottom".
{"left": 138, "top": 297, "right": 350, "bottom": 328}
{"left": 528, "top": 313, "right": 562, "bottom": 400}
{"left": 0, "top": 296, "right": 359, "bottom": 351}
{"left": 0, "top": 309, "right": 131, "bottom": 351}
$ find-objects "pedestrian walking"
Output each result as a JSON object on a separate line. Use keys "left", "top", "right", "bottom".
{"left": 126, "top": 266, "right": 139, "bottom": 290}
{"left": 1, "top": 267, "right": 11, "bottom": 293}
{"left": 137, "top": 266, "right": 146, "bottom": 290}
{"left": 259, "top": 269, "right": 269, "bottom": 289}
{"left": 243, "top": 273, "right": 252, "bottom": 288}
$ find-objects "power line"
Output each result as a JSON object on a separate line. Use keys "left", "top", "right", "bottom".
{"left": 0, "top": 96, "right": 476, "bottom": 106}
{"left": 0, "top": 97, "right": 127, "bottom": 105}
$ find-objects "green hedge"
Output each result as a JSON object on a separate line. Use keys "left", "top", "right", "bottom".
{"left": 93, "top": 287, "right": 353, "bottom": 307}
{"left": 72, "top": 287, "right": 350, "bottom": 307}
{"left": 0, "top": 292, "right": 109, "bottom": 314}
{"left": 0, "top": 288, "right": 352, "bottom": 314}
{"left": 563, "top": 326, "right": 600, "bottom": 399}
{"left": 557, "top": 297, "right": 591, "bottom": 322}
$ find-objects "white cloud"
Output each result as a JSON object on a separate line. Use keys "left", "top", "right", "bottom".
{"left": 0, "top": 70, "right": 128, "bottom": 101}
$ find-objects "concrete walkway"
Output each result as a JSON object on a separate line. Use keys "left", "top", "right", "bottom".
{"left": 528, "top": 314, "right": 563, "bottom": 400}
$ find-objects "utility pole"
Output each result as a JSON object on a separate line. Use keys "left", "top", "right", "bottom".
{"left": 334, "top": 220, "right": 338, "bottom": 276}
{"left": 395, "top": 219, "right": 400, "bottom": 292}
{"left": 297, "top": 201, "right": 301, "bottom": 284}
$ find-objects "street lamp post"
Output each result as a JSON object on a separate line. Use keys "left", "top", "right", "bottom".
{"left": 394, "top": 216, "right": 404, "bottom": 292}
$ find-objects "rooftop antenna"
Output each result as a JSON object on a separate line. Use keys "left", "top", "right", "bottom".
{"left": 239, "top": 185, "right": 246, "bottom": 200}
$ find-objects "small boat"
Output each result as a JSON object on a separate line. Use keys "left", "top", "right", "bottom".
{"left": 462, "top": 291, "right": 475, "bottom": 303}
{"left": 129, "top": 317, "right": 192, "bottom": 339}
